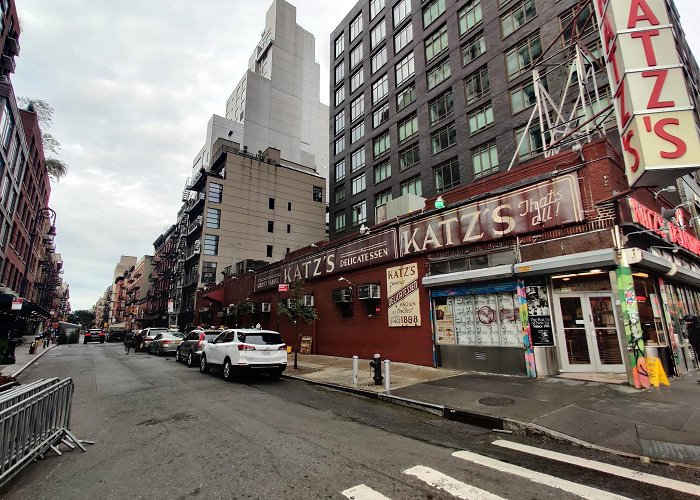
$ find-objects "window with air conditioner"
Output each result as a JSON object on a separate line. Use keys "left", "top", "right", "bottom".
{"left": 332, "top": 288, "right": 354, "bottom": 318}
{"left": 261, "top": 302, "right": 271, "bottom": 313}
{"left": 357, "top": 284, "right": 381, "bottom": 316}
{"left": 303, "top": 295, "right": 315, "bottom": 307}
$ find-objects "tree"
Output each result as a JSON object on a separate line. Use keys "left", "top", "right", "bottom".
{"left": 67, "top": 310, "right": 94, "bottom": 329}
{"left": 18, "top": 98, "right": 69, "bottom": 181}
{"left": 227, "top": 299, "right": 253, "bottom": 328}
{"left": 278, "top": 278, "right": 318, "bottom": 369}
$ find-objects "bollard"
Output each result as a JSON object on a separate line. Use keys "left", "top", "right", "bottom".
{"left": 352, "top": 355, "right": 359, "bottom": 386}
{"left": 383, "top": 359, "right": 391, "bottom": 391}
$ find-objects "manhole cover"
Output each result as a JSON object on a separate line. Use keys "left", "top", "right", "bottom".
{"left": 478, "top": 397, "right": 515, "bottom": 407}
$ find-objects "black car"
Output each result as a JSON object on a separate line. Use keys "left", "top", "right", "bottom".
{"left": 175, "top": 329, "right": 221, "bottom": 367}
{"left": 106, "top": 330, "right": 125, "bottom": 342}
{"left": 84, "top": 329, "right": 105, "bottom": 343}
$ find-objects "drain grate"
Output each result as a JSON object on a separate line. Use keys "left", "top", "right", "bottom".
{"left": 639, "top": 439, "right": 700, "bottom": 465}
{"left": 478, "top": 397, "right": 515, "bottom": 407}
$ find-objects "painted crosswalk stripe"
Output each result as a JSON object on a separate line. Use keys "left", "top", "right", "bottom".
{"left": 341, "top": 484, "right": 391, "bottom": 500}
{"left": 452, "top": 450, "right": 631, "bottom": 500}
{"left": 492, "top": 439, "right": 700, "bottom": 497}
{"left": 403, "top": 465, "right": 506, "bottom": 500}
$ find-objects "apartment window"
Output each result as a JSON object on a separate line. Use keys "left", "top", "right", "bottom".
{"left": 394, "top": 23, "right": 413, "bottom": 54}
{"left": 351, "top": 147, "right": 366, "bottom": 173}
{"left": 434, "top": 157, "right": 460, "bottom": 192}
{"left": 431, "top": 122, "right": 457, "bottom": 154}
{"left": 395, "top": 52, "right": 415, "bottom": 87}
{"left": 501, "top": 0, "right": 537, "bottom": 38}
{"left": 335, "top": 136, "right": 346, "bottom": 155}
{"left": 371, "top": 46, "right": 387, "bottom": 74}
{"left": 266, "top": 245, "right": 273, "bottom": 258}
{"left": 375, "top": 188, "right": 393, "bottom": 207}
{"left": 201, "top": 262, "right": 217, "bottom": 284}
{"left": 352, "top": 200, "right": 367, "bottom": 225}
{"left": 0, "top": 101, "right": 12, "bottom": 150}
{"left": 373, "top": 131, "right": 390, "bottom": 158}
{"left": 465, "top": 65, "right": 490, "bottom": 104}
{"left": 351, "top": 94, "right": 365, "bottom": 121}
{"left": 372, "top": 102, "right": 389, "bottom": 129}
{"left": 401, "top": 175, "right": 422, "bottom": 196}
{"left": 393, "top": 0, "right": 411, "bottom": 27}
{"left": 428, "top": 90, "right": 454, "bottom": 125}
{"left": 472, "top": 140, "right": 499, "bottom": 178}
{"left": 204, "top": 234, "right": 219, "bottom": 256}
{"left": 560, "top": 4, "right": 596, "bottom": 46}
{"left": 506, "top": 33, "right": 542, "bottom": 80}
{"left": 335, "top": 211, "right": 346, "bottom": 231}
{"left": 510, "top": 77, "right": 546, "bottom": 114}
{"left": 351, "top": 173, "right": 366, "bottom": 195}
{"left": 334, "top": 185, "right": 346, "bottom": 203}
{"left": 370, "top": 0, "right": 385, "bottom": 19}
{"left": 335, "top": 62, "right": 345, "bottom": 84}
{"left": 458, "top": 0, "right": 482, "bottom": 36}
{"left": 425, "top": 24, "right": 448, "bottom": 62}
{"left": 350, "top": 69, "right": 364, "bottom": 93}
{"left": 396, "top": 83, "right": 416, "bottom": 111}
{"left": 427, "top": 57, "right": 451, "bottom": 91}
{"left": 351, "top": 121, "right": 365, "bottom": 143}
{"left": 335, "top": 85, "right": 345, "bottom": 106}
{"left": 312, "top": 186, "right": 323, "bottom": 203}
{"left": 516, "top": 123, "right": 545, "bottom": 159}
{"left": 335, "top": 33, "right": 345, "bottom": 58}
{"left": 373, "top": 160, "right": 392, "bottom": 184}
{"left": 350, "top": 43, "right": 364, "bottom": 68}
{"left": 335, "top": 159, "right": 346, "bottom": 182}
{"left": 268, "top": 197, "right": 275, "bottom": 209}
{"left": 208, "top": 183, "right": 223, "bottom": 203}
{"left": 399, "top": 142, "right": 420, "bottom": 171}
{"left": 371, "top": 20, "right": 386, "bottom": 49}
{"left": 206, "top": 208, "right": 221, "bottom": 229}
{"left": 468, "top": 102, "right": 494, "bottom": 135}
{"left": 335, "top": 110, "right": 345, "bottom": 134}
{"left": 423, "top": 0, "right": 446, "bottom": 28}
{"left": 372, "top": 74, "right": 389, "bottom": 104}
{"left": 267, "top": 220, "right": 274, "bottom": 233}
{"left": 462, "top": 33, "right": 486, "bottom": 65}
{"left": 0, "top": 221, "right": 8, "bottom": 248}
{"left": 288, "top": 202, "right": 292, "bottom": 211}
{"left": 398, "top": 113, "right": 418, "bottom": 143}
{"left": 350, "top": 13, "right": 363, "bottom": 42}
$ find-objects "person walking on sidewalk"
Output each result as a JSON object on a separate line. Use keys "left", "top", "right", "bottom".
{"left": 133, "top": 330, "right": 144, "bottom": 354}
{"left": 683, "top": 315, "right": 700, "bottom": 382}
{"left": 124, "top": 330, "right": 134, "bottom": 355}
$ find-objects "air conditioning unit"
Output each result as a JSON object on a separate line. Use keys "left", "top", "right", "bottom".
{"left": 261, "top": 302, "right": 271, "bottom": 313}
{"left": 196, "top": 215, "right": 203, "bottom": 225}
{"left": 193, "top": 240, "right": 201, "bottom": 254}
{"left": 357, "top": 284, "right": 381, "bottom": 300}
{"left": 375, "top": 204, "right": 387, "bottom": 224}
{"left": 332, "top": 288, "right": 353, "bottom": 303}
{"left": 303, "top": 295, "right": 314, "bottom": 307}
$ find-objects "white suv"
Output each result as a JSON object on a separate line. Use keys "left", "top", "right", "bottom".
{"left": 199, "top": 329, "right": 287, "bottom": 381}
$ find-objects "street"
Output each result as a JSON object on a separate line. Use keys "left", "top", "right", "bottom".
{"left": 1, "top": 343, "right": 698, "bottom": 500}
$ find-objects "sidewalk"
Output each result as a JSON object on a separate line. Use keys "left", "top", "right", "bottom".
{"left": 0, "top": 336, "right": 56, "bottom": 378}
{"left": 284, "top": 353, "right": 700, "bottom": 466}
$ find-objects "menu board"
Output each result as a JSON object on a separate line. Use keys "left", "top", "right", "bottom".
{"left": 435, "top": 302, "right": 455, "bottom": 344}
{"left": 526, "top": 283, "right": 554, "bottom": 347}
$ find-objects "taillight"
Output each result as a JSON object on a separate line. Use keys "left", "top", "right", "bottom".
{"left": 197, "top": 340, "right": 203, "bottom": 349}
{"left": 238, "top": 344, "right": 256, "bottom": 351}
{"left": 162, "top": 340, "right": 171, "bottom": 345}
{"left": 278, "top": 345, "right": 287, "bottom": 351}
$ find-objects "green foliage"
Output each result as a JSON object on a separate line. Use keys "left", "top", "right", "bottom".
{"left": 67, "top": 310, "right": 94, "bottom": 328}
{"left": 278, "top": 278, "right": 319, "bottom": 325}
{"left": 18, "top": 97, "right": 69, "bottom": 182}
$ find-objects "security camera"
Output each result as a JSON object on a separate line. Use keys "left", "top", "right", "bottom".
{"left": 359, "top": 224, "right": 370, "bottom": 235}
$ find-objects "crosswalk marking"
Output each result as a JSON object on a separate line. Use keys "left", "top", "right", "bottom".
{"left": 492, "top": 439, "right": 700, "bottom": 497}
{"left": 341, "top": 484, "right": 391, "bottom": 500}
{"left": 453, "top": 450, "right": 631, "bottom": 500}
{"left": 403, "top": 465, "right": 506, "bottom": 500}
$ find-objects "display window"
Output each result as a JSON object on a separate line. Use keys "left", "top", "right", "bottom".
{"left": 631, "top": 271, "right": 667, "bottom": 346}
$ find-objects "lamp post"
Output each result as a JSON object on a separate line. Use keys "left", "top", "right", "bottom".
{"left": 19, "top": 207, "right": 57, "bottom": 300}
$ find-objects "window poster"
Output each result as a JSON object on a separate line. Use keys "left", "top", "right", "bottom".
{"left": 526, "top": 282, "right": 554, "bottom": 347}
{"left": 435, "top": 299, "right": 455, "bottom": 344}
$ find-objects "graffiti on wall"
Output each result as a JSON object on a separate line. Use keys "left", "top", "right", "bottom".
{"left": 517, "top": 281, "right": 537, "bottom": 379}
{"left": 616, "top": 265, "right": 649, "bottom": 388}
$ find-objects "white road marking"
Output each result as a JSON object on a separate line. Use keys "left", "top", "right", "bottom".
{"left": 453, "top": 450, "right": 631, "bottom": 500}
{"left": 492, "top": 439, "right": 700, "bottom": 497}
{"left": 341, "top": 484, "right": 392, "bottom": 500}
{"left": 403, "top": 465, "right": 506, "bottom": 500}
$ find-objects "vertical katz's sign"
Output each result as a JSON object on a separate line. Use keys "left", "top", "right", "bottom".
{"left": 399, "top": 175, "right": 583, "bottom": 257}
{"left": 594, "top": 0, "right": 700, "bottom": 187}
{"left": 387, "top": 263, "right": 421, "bottom": 327}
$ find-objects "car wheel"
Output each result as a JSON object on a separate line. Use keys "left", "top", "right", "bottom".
{"left": 175, "top": 348, "right": 181, "bottom": 362}
{"left": 83, "top": 340, "right": 87, "bottom": 344}
{"left": 187, "top": 353, "right": 194, "bottom": 368}
{"left": 199, "top": 354, "right": 208, "bottom": 374}
{"left": 223, "top": 359, "right": 234, "bottom": 382}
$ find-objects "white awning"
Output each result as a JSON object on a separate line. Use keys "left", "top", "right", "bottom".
{"left": 622, "top": 248, "right": 673, "bottom": 274}
{"left": 422, "top": 264, "right": 514, "bottom": 288}
{"left": 668, "top": 264, "right": 700, "bottom": 287}
{"left": 513, "top": 249, "right": 618, "bottom": 277}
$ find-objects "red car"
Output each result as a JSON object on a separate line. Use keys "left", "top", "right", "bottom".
{"left": 84, "top": 328, "right": 105, "bottom": 344}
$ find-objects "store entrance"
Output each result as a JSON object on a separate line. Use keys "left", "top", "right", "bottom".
{"left": 553, "top": 293, "right": 625, "bottom": 373}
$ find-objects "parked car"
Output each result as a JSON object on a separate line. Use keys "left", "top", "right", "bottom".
{"left": 149, "top": 331, "right": 185, "bottom": 356}
{"left": 140, "top": 327, "right": 169, "bottom": 352}
{"left": 199, "top": 329, "right": 286, "bottom": 381}
{"left": 84, "top": 328, "right": 105, "bottom": 344}
{"left": 175, "top": 329, "right": 221, "bottom": 367}
{"left": 106, "top": 329, "right": 125, "bottom": 342}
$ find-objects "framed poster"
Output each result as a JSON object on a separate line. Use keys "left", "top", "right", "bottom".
{"left": 387, "top": 263, "right": 421, "bottom": 327}
{"left": 526, "top": 283, "right": 554, "bottom": 347}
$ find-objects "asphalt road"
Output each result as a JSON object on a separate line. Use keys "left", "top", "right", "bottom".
{"left": 1, "top": 343, "right": 698, "bottom": 499}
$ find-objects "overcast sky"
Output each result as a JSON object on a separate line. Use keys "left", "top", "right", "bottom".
{"left": 12, "top": 0, "right": 700, "bottom": 311}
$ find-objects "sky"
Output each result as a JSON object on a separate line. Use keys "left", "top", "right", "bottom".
{"left": 11, "top": 0, "right": 700, "bottom": 311}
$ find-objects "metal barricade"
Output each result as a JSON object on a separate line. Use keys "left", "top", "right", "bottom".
{"left": 0, "top": 378, "right": 91, "bottom": 488}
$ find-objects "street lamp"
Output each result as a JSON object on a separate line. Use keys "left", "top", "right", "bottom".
{"left": 19, "top": 207, "right": 57, "bottom": 299}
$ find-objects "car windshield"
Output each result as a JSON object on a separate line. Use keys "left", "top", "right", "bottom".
{"left": 169, "top": 332, "right": 184, "bottom": 338}
{"left": 237, "top": 332, "right": 283, "bottom": 345}
{"left": 204, "top": 333, "right": 219, "bottom": 340}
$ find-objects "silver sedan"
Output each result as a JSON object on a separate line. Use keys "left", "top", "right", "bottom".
{"left": 149, "top": 332, "right": 185, "bottom": 356}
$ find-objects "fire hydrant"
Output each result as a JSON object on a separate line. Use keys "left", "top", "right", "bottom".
{"left": 369, "top": 353, "right": 383, "bottom": 385}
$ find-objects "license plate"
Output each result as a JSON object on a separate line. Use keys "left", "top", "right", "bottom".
{"left": 262, "top": 351, "right": 272, "bottom": 356}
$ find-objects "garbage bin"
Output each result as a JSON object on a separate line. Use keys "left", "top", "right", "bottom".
{"left": 1, "top": 338, "right": 19, "bottom": 364}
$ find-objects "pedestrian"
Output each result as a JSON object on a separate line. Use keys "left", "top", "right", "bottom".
{"left": 124, "top": 330, "right": 134, "bottom": 355}
{"left": 43, "top": 330, "right": 50, "bottom": 349}
{"left": 133, "top": 330, "right": 144, "bottom": 354}
{"left": 683, "top": 315, "right": 700, "bottom": 360}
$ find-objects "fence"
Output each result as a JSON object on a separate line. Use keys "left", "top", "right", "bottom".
{"left": 0, "top": 378, "right": 90, "bottom": 488}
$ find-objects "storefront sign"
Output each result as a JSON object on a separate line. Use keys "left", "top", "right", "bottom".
{"left": 628, "top": 198, "right": 700, "bottom": 256}
{"left": 399, "top": 175, "right": 583, "bottom": 257}
{"left": 525, "top": 283, "right": 554, "bottom": 347}
{"left": 387, "top": 263, "right": 421, "bottom": 327}
{"left": 11, "top": 298, "right": 23, "bottom": 310}
{"left": 255, "top": 230, "right": 397, "bottom": 291}
{"left": 167, "top": 299, "right": 174, "bottom": 313}
{"left": 594, "top": 0, "right": 700, "bottom": 187}
{"left": 278, "top": 284, "right": 289, "bottom": 292}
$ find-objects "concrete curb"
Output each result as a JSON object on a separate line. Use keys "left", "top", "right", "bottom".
{"left": 9, "top": 344, "right": 57, "bottom": 378}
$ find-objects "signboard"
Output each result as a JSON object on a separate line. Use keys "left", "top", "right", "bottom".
{"left": 386, "top": 263, "right": 421, "bottom": 327}
{"left": 300, "top": 335, "right": 312, "bottom": 354}
{"left": 594, "top": 0, "right": 700, "bottom": 186}
{"left": 278, "top": 284, "right": 289, "bottom": 292}
{"left": 628, "top": 198, "right": 700, "bottom": 256}
{"left": 526, "top": 283, "right": 554, "bottom": 346}
{"left": 435, "top": 302, "right": 455, "bottom": 344}
{"left": 167, "top": 299, "right": 174, "bottom": 313}
{"left": 399, "top": 175, "right": 583, "bottom": 257}
{"left": 255, "top": 229, "right": 397, "bottom": 291}
{"left": 11, "top": 298, "right": 23, "bottom": 310}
